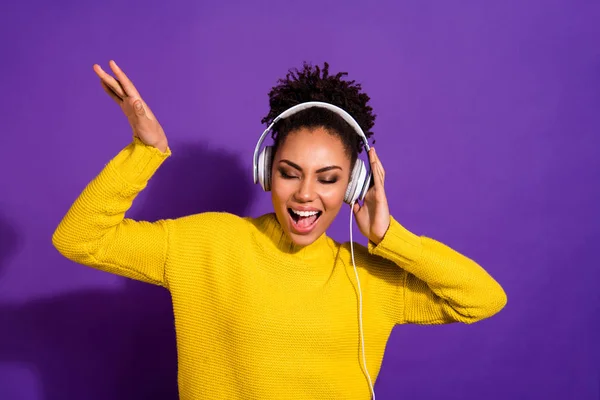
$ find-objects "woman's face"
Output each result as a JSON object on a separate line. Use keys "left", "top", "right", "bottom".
{"left": 270, "top": 127, "right": 351, "bottom": 246}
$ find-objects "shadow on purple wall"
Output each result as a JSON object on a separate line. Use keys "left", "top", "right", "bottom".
{"left": 0, "top": 141, "right": 256, "bottom": 400}
{"left": 0, "top": 214, "right": 20, "bottom": 280}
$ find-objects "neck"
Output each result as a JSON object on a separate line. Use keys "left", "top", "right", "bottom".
{"left": 249, "top": 213, "right": 337, "bottom": 263}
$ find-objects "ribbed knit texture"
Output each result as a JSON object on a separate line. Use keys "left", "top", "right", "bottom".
{"left": 52, "top": 139, "right": 507, "bottom": 399}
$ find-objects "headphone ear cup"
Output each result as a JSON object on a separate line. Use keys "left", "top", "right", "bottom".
{"left": 359, "top": 170, "right": 371, "bottom": 202}
{"left": 257, "top": 145, "right": 273, "bottom": 191}
{"left": 344, "top": 159, "right": 367, "bottom": 204}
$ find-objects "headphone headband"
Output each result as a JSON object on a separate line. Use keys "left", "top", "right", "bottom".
{"left": 252, "top": 101, "right": 371, "bottom": 183}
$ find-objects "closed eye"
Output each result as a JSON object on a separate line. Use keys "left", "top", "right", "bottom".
{"left": 278, "top": 169, "right": 298, "bottom": 179}
{"left": 278, "top": 167, "right": 339, "bottom": 184}
{"left": 319, "top": 178, "right": 338, "bottom": 184}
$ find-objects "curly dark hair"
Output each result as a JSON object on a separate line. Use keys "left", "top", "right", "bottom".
{"left": 261, "top": 62, "right": 376, "bottom": 169}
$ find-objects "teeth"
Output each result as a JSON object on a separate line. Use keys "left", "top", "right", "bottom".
{"left": 291, "top": 209, "right": 319, "bottom": 217}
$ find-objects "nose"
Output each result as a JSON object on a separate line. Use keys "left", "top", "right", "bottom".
{"left": 293, "top": 177, "right": 317, "bottom": 202}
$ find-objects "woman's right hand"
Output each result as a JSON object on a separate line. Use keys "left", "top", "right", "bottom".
{"left": 93, "top": 60, "right": 168, "bottom": 152}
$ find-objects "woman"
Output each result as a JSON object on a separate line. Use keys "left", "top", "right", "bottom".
{"left": 52, "top": 60, "right": 507, "bottom": 399}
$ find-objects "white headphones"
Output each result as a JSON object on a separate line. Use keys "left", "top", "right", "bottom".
{"left": 253, "top": 101, "right": 372, "bottom": 204}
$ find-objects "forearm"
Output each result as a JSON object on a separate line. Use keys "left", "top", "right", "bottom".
{"left": 369, "top": 216, "right": 507, "bottom": 324}
{"left": 52, "top": 138, "right": 172, "bottom": 285}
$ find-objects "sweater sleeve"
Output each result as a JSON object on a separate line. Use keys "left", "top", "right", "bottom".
{"left": 369, "top": 216, "right": 507, "bottom": 325}
{"left": 52, "top": 138, "right": 173, "bottom": 288}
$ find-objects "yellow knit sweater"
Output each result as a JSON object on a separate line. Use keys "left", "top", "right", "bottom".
{"left": 52, "top": 139, "right": 507, "bottom": 399}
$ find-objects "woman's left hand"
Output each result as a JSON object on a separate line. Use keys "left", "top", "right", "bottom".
{"left": 353, "top": 147, "right": 391, "bottom": 245}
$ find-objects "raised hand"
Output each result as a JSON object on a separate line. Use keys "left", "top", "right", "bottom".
{"left": 93, "top": 60, "right": 168, "bottom": 152}
{"left": 352, "top": 147, "right": 391, "bottom": 245}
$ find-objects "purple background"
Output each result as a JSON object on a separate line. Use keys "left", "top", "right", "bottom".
{"left": 1, "top": 0, "right": 598, "bottom": 399}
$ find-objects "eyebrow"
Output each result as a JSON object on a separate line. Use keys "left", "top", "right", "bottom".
{"left": 279, "top": 159, "right": 342, "bottom": 173}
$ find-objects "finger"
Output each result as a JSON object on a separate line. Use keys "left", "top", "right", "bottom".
{"left": 126, "top": 97, "right": 156, "bottom": 121}
{"left": 372, "top": 147, "right": 381, "bottom": 166}
{"left": 109, "top": 60, "right": 141, "bottom": 98}
{"left": 368, "top": 147, "right": 376, "bottom": 163}
{"left": 369, "top": 148, "right": 379, "bottom": 173}
{"left": 374, "top": 163, "right": 384, "bottom": 189}
{"left": 372, "top": 148, "right": 385, "bottom": 185}
{"left": 139, "top": 98, "right": 157, "bottom": 120}
{"left": 100, "top": 80, "right": 123, "bottom": 105}
{"left": 130, "top": 97, "right": 146, "bottom": 116}
{"left": 94, "top": 64, "right": 126, "bottom": 99}
{"left": 376, "top": 160, "right": 385, "bottom": 186}
{"left": 93, "top": 64, "right": 126, "bottom": 99}
{"left": 369, "top": 148, "right": 383, "bottom": 188}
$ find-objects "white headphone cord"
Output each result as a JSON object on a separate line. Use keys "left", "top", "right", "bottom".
{"left": 350, "top": 202, "right": 376, "bottom": 400}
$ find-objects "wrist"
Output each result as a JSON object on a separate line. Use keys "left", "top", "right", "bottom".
{"left": 368, "top": 216, "right": 422, "bottom": 262}
{"left": 133, "top": 133, "right": 169, "bottom": 153}
{"left": 110, "top": 138, "right": 171, "bottom": 184}
{"left": 369, "top": 217, "right": 391, "bottom": 245}
{"left": 369, "top": 233, "right": 384, "bottom": 246}
{"left": 154, "top": 139, "right": 169, "bottom": 153}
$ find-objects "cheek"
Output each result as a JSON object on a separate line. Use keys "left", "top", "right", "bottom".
{"left": 319, "top": 184, "right": 347, "bottom": 210}
{"left": 271, "top": 177, "right": 294, "bottom": 202}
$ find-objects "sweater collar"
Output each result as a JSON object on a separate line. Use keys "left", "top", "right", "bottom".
{"left": 249, "top": 213, "right": 337, "bottom": 263}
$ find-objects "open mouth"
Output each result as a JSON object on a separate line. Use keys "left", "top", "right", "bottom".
{"left": 287, "top": 208, "right": 322, "bottom": 231}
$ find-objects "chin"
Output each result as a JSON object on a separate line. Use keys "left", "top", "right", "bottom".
{"left": 287, "top": 230, "right": 321, "bottom": 247}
